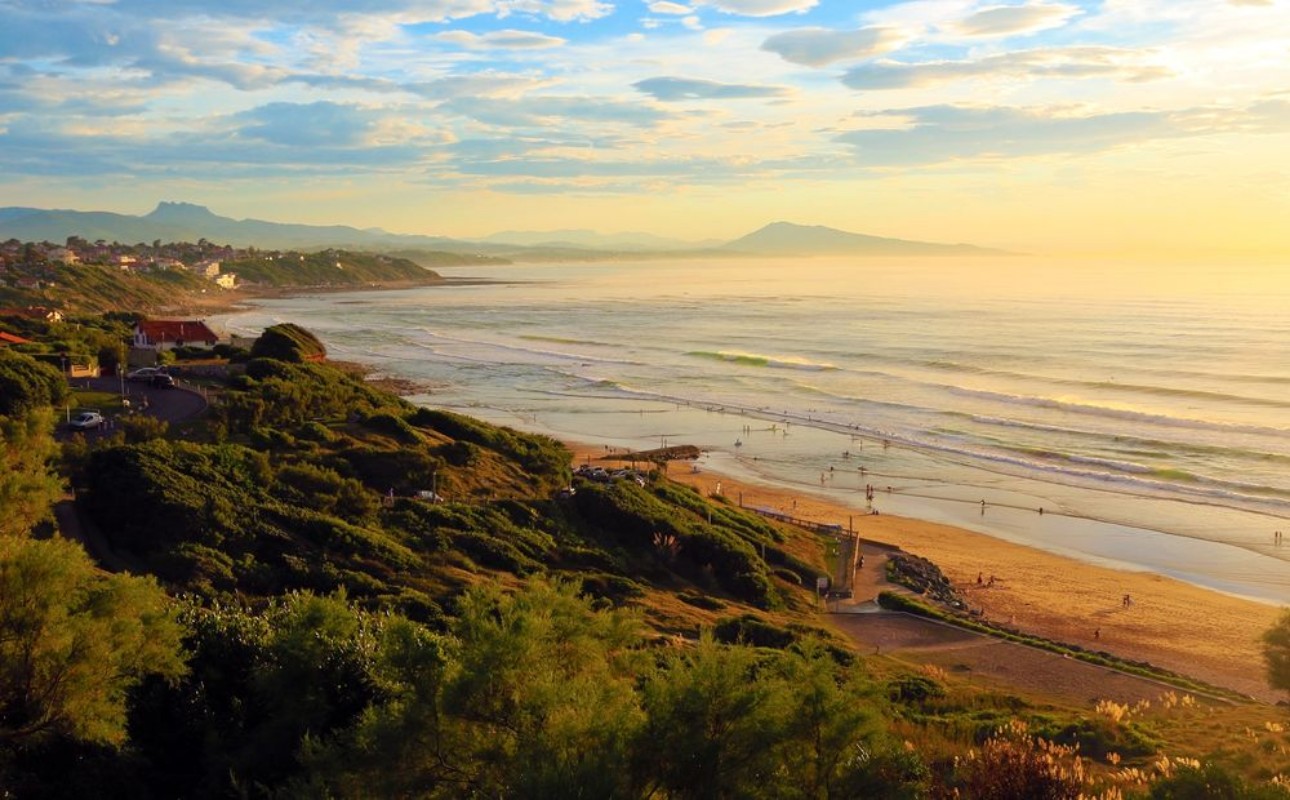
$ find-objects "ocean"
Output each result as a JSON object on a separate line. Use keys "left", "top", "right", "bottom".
{"left": 211, "top": 257, "right": 1290, "bottom": 603}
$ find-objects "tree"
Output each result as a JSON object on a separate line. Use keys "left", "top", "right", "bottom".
{"left": 0, "top": 537, "right": 186, "bottom": 747}
{"left": 638, "top": 632, "right": 792, "bottom": 800}
{"left": 774, "top": 640, "right": 921, "bottom": 799}
{"left": 0, "top": 408, "right": 63, "bottom": 539}
{"left": 313, "top": 579, "right": 647, "bottom": 799}
{"left": 0, "top": 350, "right": 67, "bottom": 416}
{"left": 1263, "top": 608, "right": 1290, "bottom": 694}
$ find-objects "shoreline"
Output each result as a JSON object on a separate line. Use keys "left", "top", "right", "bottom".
{"left": 205, "top": 287, "right": 1284, "bottom": 699}
{"left": 570, "top": 440, "right": 1283, "bottom": 701}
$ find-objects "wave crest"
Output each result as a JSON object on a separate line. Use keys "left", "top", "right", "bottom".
{"left": 688, "top": 350, "right": 838, "bottom": 371}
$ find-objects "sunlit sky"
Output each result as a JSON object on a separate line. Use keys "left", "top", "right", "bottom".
{"left": 2, "top": 0, "right": 1288, "bottom": 258}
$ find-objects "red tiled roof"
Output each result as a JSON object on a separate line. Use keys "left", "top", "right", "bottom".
{"left": 0, "top": 331, "right": 33, "bottom": 345}
{"left": 136, "top": 319, "right": 219, "bottom": 344}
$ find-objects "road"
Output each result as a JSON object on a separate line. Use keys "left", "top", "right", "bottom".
{"left": 67, "top": 372, "right": 209, "bottom": 435}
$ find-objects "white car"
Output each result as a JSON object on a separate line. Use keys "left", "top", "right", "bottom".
{"left": 127, "top": 367, "right": 162, "bottom": 382}
{"left": 69, "top": 411, "right": 105, "bottom": 430}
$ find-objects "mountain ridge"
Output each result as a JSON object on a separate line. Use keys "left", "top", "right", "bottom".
{"left": 0, "top": 202, "right": 1008, "bottom": 258}
{"left": 723, "top": 221, "right": 1011, "bottom": 257}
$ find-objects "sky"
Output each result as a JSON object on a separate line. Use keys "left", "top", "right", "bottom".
{"left": 1, "top": 0, "right": 1288, "bottom": 258}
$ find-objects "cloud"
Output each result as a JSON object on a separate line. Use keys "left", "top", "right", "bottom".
{"left": 955, "top": 2, "right": 1079, "bottom": 37}
{"left": 837, "top": 104, "right": 1178, "bottom": 166}
{"left": 842, "top": 47, "right": 1172, "bottom": 90}
{"left": 437, "top": 29, "right": 567, "bottom": 49}
{"left": 697, "top": 0, "right": 817, "bottom": 18}
{"left": 442, "top": 95, "right": 671, "bottom": 128}
{"left": 406, "top": 72, "right": 553, "bottom": 100}
{"left": 648, "top": 1, "right": 693, "bottom": 13}
{"left": 235, "top": 102, "right": 379, "bottom": 147}
{"left": 632, "top": 76, "right": 791, "bottom": 101}
{"left": 108, "top": 0, "right": 612, "bottom": 24}
{"left": 761, "top": 26, "right": 906, "bottom": 67}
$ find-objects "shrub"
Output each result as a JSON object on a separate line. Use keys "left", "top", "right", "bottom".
{"left": 887, "top": 674, "right": 945, "bottom": 705}
{"left": 362, "top": 412, "right": 421, "bottom": 444}
{"left": 0, "top": 349, "right": 68, "bottom": 415}
{"left": 249, "top": 323, "right": 327, "bottom": 362}
{"left": 713, "top": 614, "right": 795, "bottom": 649}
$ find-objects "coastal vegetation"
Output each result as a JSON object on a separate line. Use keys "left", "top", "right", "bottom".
{"left": 0, "top": 331, "right": 1287, "bottom": 797}
{"left": 0, "top": 238, "right": 445, "bottom": 314}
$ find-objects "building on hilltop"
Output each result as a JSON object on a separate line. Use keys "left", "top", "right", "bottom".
{"left": 133, "top": 319, "right": 220, "bottom": 351}
{"left": 46, "top": 247, "right": 79, "bottom": 265}
{"left": 0, "top": 306, "right": 65, "bottom": 323}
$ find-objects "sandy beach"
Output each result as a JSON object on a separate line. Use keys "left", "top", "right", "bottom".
{"left": 572, "top": 444, "right": 1285, "bottom": 702}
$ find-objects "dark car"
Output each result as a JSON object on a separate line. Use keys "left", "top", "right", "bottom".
{"left": 151, "top": 373, "right": 176, "bottom": 389}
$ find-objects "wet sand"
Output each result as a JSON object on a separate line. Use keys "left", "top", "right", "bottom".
{"left": 571, "top": 443, "right": 1284, "bottom": 702}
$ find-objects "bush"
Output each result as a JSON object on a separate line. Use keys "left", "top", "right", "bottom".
{"left": 713, "top": 614, "right": 796, "bottom": 649}
{"left": 363, "top": 412, "right": 421, "bottom": 444}
{"left": 887, "top": 674, "right": 945, "bottom": 705}
{"left": 0, "top": 349, "right": 68, "bottom": 415}
{"left": 1148, "top": 763, "right": 1290, "bottom": 799}
{"left": 249, "top": 323, "right": 327, "bottom": 363}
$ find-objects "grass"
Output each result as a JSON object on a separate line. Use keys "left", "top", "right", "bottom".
{"left": 67, "top": 388, "right": 129, "bottom": 412}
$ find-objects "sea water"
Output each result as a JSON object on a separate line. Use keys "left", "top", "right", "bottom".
{"left": 211, "top": 257, "right": 1290, "bottom": 602}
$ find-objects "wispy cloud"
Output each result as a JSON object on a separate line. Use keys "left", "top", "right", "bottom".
{"left": 761, "top": 26, "right": 906, "bottom": 67}
{"left": 842, "top": 47, "right": 1171, "bottom": 90}
{"left": 437, "top": 29, "right": 567, "bottom": 49}
{"left": 697, "top": 0, "right": 818, "bottom": 17}
{"left": 955, "top": 3, "right": 1080, "bottom": 37}
{"left": 633, "top": 76, "right": 791, "bottom": 101}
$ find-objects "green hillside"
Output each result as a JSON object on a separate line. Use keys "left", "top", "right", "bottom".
{"left": 1, "top": 334, "right": 1287, "bottom": 799}
{"left": 221, "top": 249, "right": 440, "bottom": 287}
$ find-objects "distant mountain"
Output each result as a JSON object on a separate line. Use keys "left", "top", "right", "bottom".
{"left": 481, "top": 229, "right": 721, "bottom": 251}
{"left": 723, "top": 221, "right": 1008, "bottom": 257}
{"left": 0, "top": 201, "right": 472, "bottom": 252}
{"left": 0, "top": 203, "right": 1005, "bottom": 261}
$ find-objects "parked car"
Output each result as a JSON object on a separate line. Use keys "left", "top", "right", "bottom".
{"left": 150, "top": 373, "right": 176, "bottom": 389}
{"left": 127, "top": 367, "right": 161, "bottom": 382}
{"left": 68, "top": 410, "right": 104, "bottom": 430}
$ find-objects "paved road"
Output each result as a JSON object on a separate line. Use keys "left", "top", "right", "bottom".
{"left": 67, "top": 373, "right": 209, "bottom": 435}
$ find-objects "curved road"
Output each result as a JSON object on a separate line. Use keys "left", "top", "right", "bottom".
{"left": 80, "top": 372, "right": 210, "bottom": 430}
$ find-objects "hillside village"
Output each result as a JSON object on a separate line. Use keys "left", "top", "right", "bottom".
{"left": 0, "top": 237, "right": 442, "bottom": 313}
{"left": 1, "top": 237, "right": 245, "bottom": 291}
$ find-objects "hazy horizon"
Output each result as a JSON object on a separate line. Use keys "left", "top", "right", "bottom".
{"left": 2, "top": 1, "right": 1288, "bottom": 261}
